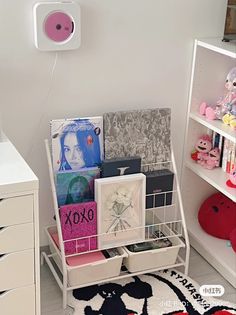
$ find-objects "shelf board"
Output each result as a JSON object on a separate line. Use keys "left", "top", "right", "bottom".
{"left": 186, "top": 159, "right": 236, "bottom": 202}
{"left": 187, "top": 218, "right": 236, "bottom": 288}
{"left": 190, "top": 111, "right": 236, "bottom": 144}
{"left": 196, "top": 38, "right": 236, "bottom": 58}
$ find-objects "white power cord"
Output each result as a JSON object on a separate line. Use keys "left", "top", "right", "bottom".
{"left": 26, "top": 52, "right": 58, "bottom": 160}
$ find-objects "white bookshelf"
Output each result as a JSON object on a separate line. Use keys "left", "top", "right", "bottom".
{"left": 197, "top": 38, "right": 236, "bottom": 58}
{"left": 186, "top": 159, "right": 236, "bottom": 203}
{"left": 187, "top": 215, "right": 236, "bottom": 288}
{"left": 182, "top": 38, "right": 236, "bottom": 288}
{"left": 189, "top": 112, "right": 236, "bottom": 144}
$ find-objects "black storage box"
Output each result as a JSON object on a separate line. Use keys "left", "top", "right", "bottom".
{"left": 101, "top": 156, "right": 141, "bottom": 177}
{"left": 144, "top": 169, "right": 174, "bottom": 208}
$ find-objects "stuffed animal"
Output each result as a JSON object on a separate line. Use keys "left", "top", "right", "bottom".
{"left": 222, "top": 67, "right": 236, "bottom": 129}
{"left": 222, "top": 102, "right": 236, "bottom": 130}
{"left": 198, "top": 192, "right": 236, "bottom": 253}
{"left": 203, "top": 147, "right": 220, "bottom": 169}
{"left": 191, "top": 135, "right": 212, "bottom": 164}
{"left": 199, "top": 67, "right": 236, "bottom": 122}
{"left": 226, "top": 166, "right": 236, "bottom": 188}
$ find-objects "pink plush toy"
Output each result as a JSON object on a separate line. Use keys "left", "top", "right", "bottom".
{"left": 203, "top": 147, "right": 220, "bottom": 170}
{"left": 191, "top": 135, "right": 212, "bottom": 165}
{"left": 199, "top": 67, "right": 236, "bottom": 121}
{"left": 226, "top": 166, "right": 236, "bottom": 188}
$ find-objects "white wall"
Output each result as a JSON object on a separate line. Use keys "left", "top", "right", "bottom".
{"left": 0, "top": 0, "right": 227, "bottom": 246}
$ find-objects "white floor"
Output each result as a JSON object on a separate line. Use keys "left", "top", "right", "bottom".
{"left": 40, "top": 247, "right": 236, "bottom": 315}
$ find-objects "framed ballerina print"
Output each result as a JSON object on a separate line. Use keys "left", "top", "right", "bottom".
{"left": 95, "top": 173, "right": 146, "bottom": 249}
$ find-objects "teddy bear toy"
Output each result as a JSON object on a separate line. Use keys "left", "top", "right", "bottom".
{"left": 199, "top": 67, "right": 236, "bottom": 127}
{"left": 191, "top": 135, "right": 212, "bottom": 165}
{"left": 198, "top": 192, "right": 236, "bottom": 253}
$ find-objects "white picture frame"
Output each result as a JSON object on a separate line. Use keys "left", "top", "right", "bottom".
{"left": 95, "top": 173, "right": 146, "bottom": 249}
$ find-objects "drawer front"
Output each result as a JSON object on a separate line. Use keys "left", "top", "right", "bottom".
{"left": 0, "top": 249, "right": 34, "bottom": 291}
{"left": 0, "top": 195, "right": 33, "bottom": 227}
{"left": 0, "top": 285, "right": 35, "bottom": 315}
{"left": 0, "top": 223, "right": 34, "bottom": 254}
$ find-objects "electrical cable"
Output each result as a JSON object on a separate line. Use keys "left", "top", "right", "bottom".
{"left": 26, "top": 52, "right": 58, "bottom": 160}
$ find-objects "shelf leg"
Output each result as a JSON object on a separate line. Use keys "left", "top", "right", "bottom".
{"left": 63, "top": 287, "right": 67, "bottom": 310}
{"left": 41, "top": 252, "right": 45, "bottom": 266}
{"left": 184, "top": 245, "right": 190, "bottom": 275}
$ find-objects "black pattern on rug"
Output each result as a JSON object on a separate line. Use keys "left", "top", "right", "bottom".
{"left": 69, "top": 269, "right": 236, "bottom": 315}
{"left": 72, "top": 276, "right": 152, "bottom": 315}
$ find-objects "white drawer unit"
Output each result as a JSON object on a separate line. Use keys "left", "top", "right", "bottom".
{"left": 0, "top": 285, "right": 35, "bottom": 315}
{"left": 0, "top": 195, "right": 33, "bottom": 227}
{"left": 0, "top": 137, "right": 39, "bottom": 315}
{"left": 0, "top": 250, "right": 34, "bottom": 291}
{"left": 0, "top": 223, "right": 34, "bottom": 254}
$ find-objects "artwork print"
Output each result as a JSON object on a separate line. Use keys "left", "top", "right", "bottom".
{"left": 60, "top": 201, "right": 97, "bottom": 255}
{"left": 56, "top": 167, "right": 100, "bottom": 206}
{"left": 104, "top": 108, "right": 171, "bottom": 169}
{"left": 95, "top": 174, "right": 146, "bottom": 249}
{"left": 50, "top": 116, "right": 104, "bottom": 172}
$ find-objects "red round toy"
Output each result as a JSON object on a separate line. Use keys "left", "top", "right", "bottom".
{"left": 198, "top": 192, "right": 236, "bottom": 253}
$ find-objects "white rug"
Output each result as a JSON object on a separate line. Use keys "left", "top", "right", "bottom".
{"left": 67, "top": 269, "right": 236, "bottom": 315}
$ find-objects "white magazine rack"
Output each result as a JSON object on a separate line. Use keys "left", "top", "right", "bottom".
{"left": 41, "top": 139, "right": 190, "bottom": 309}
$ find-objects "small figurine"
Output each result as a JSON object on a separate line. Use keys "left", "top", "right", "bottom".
{"left": 203, "top": 147, "right": 220, "bottom": 170}
{"left": 191, "top": 135, "right": 212, "bottom": 165}
{"left": 199, "top": 67, "right": 236, "bottom": 123}
{"left": 222, "top": 103, "right": 236, "bottom": 130}
{"left": 226, "top": 166, "right": 236, "bottom": 188}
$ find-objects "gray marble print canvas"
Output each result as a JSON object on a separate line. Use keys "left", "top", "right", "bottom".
{"left": 104, "top": 108, "right": 171, "bottom": 169}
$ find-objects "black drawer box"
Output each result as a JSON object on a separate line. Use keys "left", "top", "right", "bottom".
{"left": 144, "top": 169, "right": 174, "bottom": 208}
{"left": 101, "top": 156, "right": 141, "bottom": 177}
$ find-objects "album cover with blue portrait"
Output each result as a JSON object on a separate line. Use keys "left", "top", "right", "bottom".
{"left": 56, "top": 167, "right": 100, "bottom": 207}
{"left": 50, "top": 116, "right": 104, "bottom": 173}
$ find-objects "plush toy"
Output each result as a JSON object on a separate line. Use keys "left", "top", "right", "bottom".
{"left": 191, "top": 135, "right": 212, "bottom": 164}
{"left": 226, "top": 166, "right": 236, "bottom": 188}
{"left": 222, "top": 67, "right": 236, "bottom": 129}
{"left": 222, "top": 101, "right": 236, "bottom": 130}
{"left": 203, "top": 147, "right": 220, "bottom": 169}
{"left": 198, "top": 192, "right": 236, "bottom": 253}
{"left": 199, "top": 67, "right": 236, "bottom": 122}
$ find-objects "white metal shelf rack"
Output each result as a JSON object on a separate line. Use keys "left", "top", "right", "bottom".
{"left": 42, "top": 139, "right": 190, "bottom": 309}
{"left": 181, "top": 38, "right": 236, "bottom": 288}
